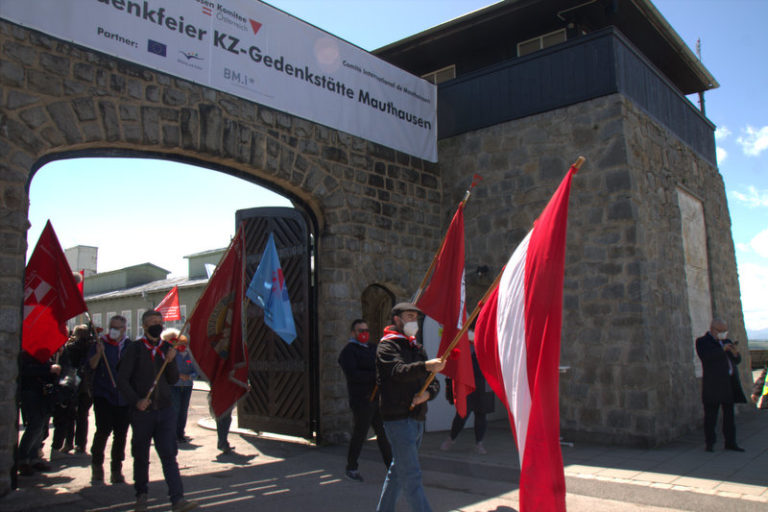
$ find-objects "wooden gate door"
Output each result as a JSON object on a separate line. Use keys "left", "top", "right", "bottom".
{"left": 235, "top": 207, "right": 318, "bottom": 440}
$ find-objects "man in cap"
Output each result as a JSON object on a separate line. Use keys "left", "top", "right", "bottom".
{"left": 375, "top": 303, "right": 445, "bottom": 512}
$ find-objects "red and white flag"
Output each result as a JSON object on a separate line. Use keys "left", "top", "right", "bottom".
{"left": 188, "top": 226, "right": 249, "bottom": 418}
{"left": 475, "top": 165, "right": 577, "bottom": 512}
{"left": 156, "top": 285, "right": 181, "bottom": 321}
{"left": 23, "top": 220, "right": 88, "bottom": 362}
{"left": 416, "top": 203, "right": 475, "bottom": 417}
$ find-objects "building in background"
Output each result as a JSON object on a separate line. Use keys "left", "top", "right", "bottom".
{"left": 73, "top": 248, "right": 225, "bottom": 339}
{"left": 375, "top": 0, "right": 743, "bottom": 445}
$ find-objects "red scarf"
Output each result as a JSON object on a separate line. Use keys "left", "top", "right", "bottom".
{"left": 382, "top": 325, "right": 419, "bottom": 348}
{"left": 101, "top": 334, "right": 120, "bottom": 347}
{"left": 141, "top": 337, "right": 164, "bottom": 361}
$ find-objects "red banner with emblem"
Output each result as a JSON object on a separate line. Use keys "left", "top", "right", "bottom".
{"left": 187, "top": 226, "right": 248, "bottom": 418}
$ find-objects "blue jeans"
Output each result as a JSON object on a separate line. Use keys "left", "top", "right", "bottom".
{"left": 377, "top": 418, "right": 432, "bottom": 512}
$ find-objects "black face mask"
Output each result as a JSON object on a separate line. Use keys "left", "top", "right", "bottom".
{"left": 146, "top": 324, "right": 164, "bottom": 338}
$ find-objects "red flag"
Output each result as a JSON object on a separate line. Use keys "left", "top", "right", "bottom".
{"left": 188, "top": 226, "right": 249, "bottom": 418}
{"left": 23, "top": 221, "right": 88, "bottom": 362}
{"left": 416, "top": 203, "right": 475, "bottom": 417}
{"left": 76, "top": 270, "right": 84, "bottom": 296}
{"left": 475, "top": 165, "right": 576, "bottom": 512}
{"left": 156, "top": 285, "right": 181, "bottom": 321}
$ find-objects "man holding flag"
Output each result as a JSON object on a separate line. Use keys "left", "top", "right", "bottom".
{"left": 18, "top": 220, "right": 86, "bottom": 476}
{"left": 376, "top": 303, "right": 445, "bottom": 512}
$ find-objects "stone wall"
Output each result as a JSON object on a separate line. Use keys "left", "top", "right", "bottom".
{"left": 0, "top": 20, "right": 442, "bottom": 495}
{"left": 438, "top": 93, "right": 748, "bottom": 446}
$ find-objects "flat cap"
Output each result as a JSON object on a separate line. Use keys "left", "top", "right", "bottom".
{"left": 391, "top": 302, "right": 422, "bottom": 316}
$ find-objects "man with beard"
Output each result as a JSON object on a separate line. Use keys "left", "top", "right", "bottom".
{"left": 376, "top": 303, "right": 445, "bottom": 512}
{"left": 118, "top": 310, "right": 198, "bottom": 512}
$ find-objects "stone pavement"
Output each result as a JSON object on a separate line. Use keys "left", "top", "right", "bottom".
{"left": 2, "top": 385, "right": 766, "bottom": 512}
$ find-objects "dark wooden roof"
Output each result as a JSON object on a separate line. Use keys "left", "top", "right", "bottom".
{"left": 374, "top": 0, "right": 717, "bottom": 96}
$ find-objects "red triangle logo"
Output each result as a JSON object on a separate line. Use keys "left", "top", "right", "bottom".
{"left": 249, "top": 19, "right": 262, "bottom": 35}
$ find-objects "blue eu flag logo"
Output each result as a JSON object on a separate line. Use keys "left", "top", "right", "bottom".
{"left": 147, "top": 40, "right": 167, "bottom": 57}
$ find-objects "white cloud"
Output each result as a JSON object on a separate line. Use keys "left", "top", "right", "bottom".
{"left": 737, "top": 125, "right": 768, "bottom": 156}
{"left": 750, "top": 229, "right": 768, "bottom": 258}
{"left": 736, "top": 242, "right": 750, "bottom": 253}
{"left": 716, "top": 146, "right": 727, "bottom": 164}
{"left": 730, "top": 186, "right": 768, "bottom": 208}
{"left": 715, "top": 126, "right": 731, "bottom": 140}
{"left": 739, "top": 261, "right": 768, "bottom": 331}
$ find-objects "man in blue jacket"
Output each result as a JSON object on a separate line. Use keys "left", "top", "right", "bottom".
{"left": 88, "top": 315, "right": 130, "bottom": 484}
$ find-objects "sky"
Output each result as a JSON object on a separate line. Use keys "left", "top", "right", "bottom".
{"left": 26, "top": 0, "right": 768, "bottom": 334}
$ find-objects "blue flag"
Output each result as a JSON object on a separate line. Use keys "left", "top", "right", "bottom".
{"left": 246, "top": 233, "right": 297, "bottom": 344}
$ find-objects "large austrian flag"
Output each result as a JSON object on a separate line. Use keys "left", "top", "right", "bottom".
{"left": 475, "top": 164, "right": 577, "bottom": 512}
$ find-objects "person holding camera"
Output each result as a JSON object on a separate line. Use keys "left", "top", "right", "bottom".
{"left": 17, "top": 349, "right": 61, "bottom": 476}
{"left": 51, "top": 324, "right": 94, "bottom": 455}
{"left": 695, "top": 318, "right": 747, "bottom": 452}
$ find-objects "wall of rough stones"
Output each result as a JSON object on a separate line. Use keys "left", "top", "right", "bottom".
{"left": 438, "top": 93, "right": 748, "bottom": 446}
{"left": 0, "top": 20, "right": 442, "bottom": 495}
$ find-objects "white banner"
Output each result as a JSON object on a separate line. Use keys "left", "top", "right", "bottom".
{"left": 0, "top": 0, "right": 437, "bottom": 161}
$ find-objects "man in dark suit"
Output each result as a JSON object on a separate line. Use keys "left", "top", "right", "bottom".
{"left": 695, "top": 318, "right": 747, "bottom": 452}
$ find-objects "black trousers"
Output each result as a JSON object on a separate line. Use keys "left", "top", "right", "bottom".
{"left": 90, "top": 397, "right": 129, "bottom": 466}
{"left": 703, "top": 401, "right": 736, "bottom": 447}
{"left": 130, "top": 405, "right": 184, "bottom": 504}
{"left": 449, "top": 410, "right": 487, "bottom": 443}
{"left": 346, "top": 401, "right": 392, "bottom": 471}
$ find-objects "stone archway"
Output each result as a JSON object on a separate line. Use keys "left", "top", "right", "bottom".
{"left": 0, "top": 20, "right": 443, "bottom": 494}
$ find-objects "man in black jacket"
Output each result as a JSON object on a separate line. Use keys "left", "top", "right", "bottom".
{"left": 117, "top": 310, "right": 197, "bottom": 512}
{"left": 338, "top": 318, "right": 392, "bottom": 482}
{"left": 376, "top": 303, "right": 445, "bottom": 512}
{"left": 695, "top": 318, "right": 747, "bottom": 452}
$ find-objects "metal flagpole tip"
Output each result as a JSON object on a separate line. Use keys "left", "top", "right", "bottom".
{"left": 72, "top": 272, "right": 83, "bottom": 283}
{"left": 572, "top": 156, "right": 586, "bottom": 172}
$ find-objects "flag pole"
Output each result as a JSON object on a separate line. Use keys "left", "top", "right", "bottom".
{"left": 84, "top": 310, "right": 116, "bottom": 388}
{"left": 143, "top": 328, "right": 189, "bottom": 401}
{"left": 412, "top": 175, "right": 481, "bottom": 303}
{"left": 409, "top": 157, "right": 584, "bottom": 409}
{"left": 409, "top": 269, "right": 503, "bottom": 409}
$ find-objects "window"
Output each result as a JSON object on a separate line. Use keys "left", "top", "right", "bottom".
{"left": 92, "top": 313, "right": 102, "bottom": 329}
{"left": 122, "top": 310, "right": 132, "bottom": 339}
{"left": 421, "top": 65, "right": 456, "bottom": 85}
{"left": 517, "top": 28, "right": 567, "bottom": 57}
{"left": 137, "top": 308, "right": 145, "bottom": 338}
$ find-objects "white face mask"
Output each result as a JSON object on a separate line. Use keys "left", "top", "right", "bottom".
{"left": 403, "top": 321, "right": 419, "bottom": 338}
{"left": 717, "top": 331, "right": 728, "bottom": 341}
{"left": 109, "top": 328, "right": 122, "bottom": 340}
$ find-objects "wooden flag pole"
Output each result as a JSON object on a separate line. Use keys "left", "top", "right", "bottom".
{"left": 409, "top": 268, "right": 503, "bottom": 410}
{"left": 412, "top": 186, "right": 475, "bottom": 303}
{"left": 143, "top": 320, "right": 191, "bottom": 401}
{"left": 84, "top": 310, "right": 116, "bottom": 388}
{"left": 409, "top": 157, "right": 585, "bottom": 409}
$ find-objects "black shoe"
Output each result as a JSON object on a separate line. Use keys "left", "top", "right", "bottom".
{"left": 91, "top": 464, "right": 104, "bottom": 483}
{"left": 705, "top": 445, "right": 714, "bottom": 452}
{"left": 18, "top": 464, "right": 35, "bottom": 476}
{"left": 177, "top": 435, "right": 189, "bottom": 444}
{"left": 32, "top": 461, "right": 52, "bottom": 472}
{"left": 345, "top": 469, "right": 364, "bottom": 482}
{"left": 725, "top": 445, "right": 745, "bottom": 452}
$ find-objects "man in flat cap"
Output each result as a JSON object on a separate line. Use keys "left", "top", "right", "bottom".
{"left": 375, "top": 303, "right": 445, "bottom": 512}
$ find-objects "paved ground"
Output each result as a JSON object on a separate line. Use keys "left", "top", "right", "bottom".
{"left": 2, "top": 384, "right": 767, "bottom": 512}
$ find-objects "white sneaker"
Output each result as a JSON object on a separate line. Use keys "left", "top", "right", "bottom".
{"left": 440, "top": 438, "right": 454, "bottom": 451}
{"left": 475, "top": 442, "right": 487, "bottom": 455}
